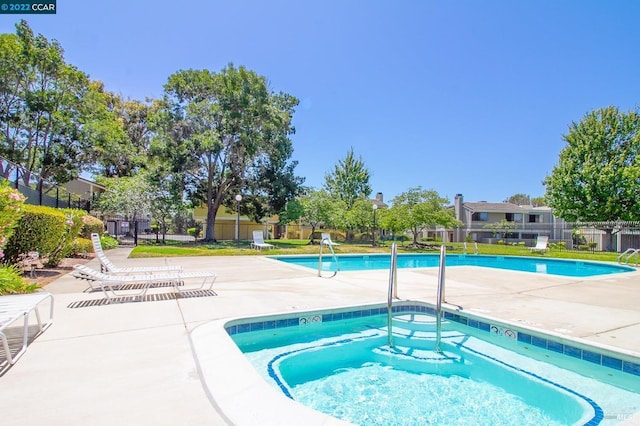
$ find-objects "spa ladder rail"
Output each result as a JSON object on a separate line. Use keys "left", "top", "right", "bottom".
{"left": 317, "top": 238, "right": 339, "bottom": 278}
{"left": 387, "top": 243, "right": 399, "bottom": 347}
{"left": 435, "top": 245, "right": 446, "bottom": 353}
{"left": 618, "top": 248, "right": 640, "bottom": 266}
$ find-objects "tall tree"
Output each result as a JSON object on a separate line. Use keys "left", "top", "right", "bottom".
{"left": 153, "top": 64, "right": 302, "bottom": 241}
{"left": 92, "top": 95, "right": 153, "bottom": 178}
{"left": 0, "top": 20, "right": 118, "bottom": 184}
{"left": 390, "top": 187, "right": 460, "bottom": 246}
{"left": 544, "top": 106, "right": 640, "bottom": 250}
{"left": 324, "top": 147, "right": 372, "bottom": 209}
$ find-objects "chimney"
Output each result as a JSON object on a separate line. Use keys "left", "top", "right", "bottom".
{"left": 454, "top": 194, "right": 463, "bottom": 220}
{"left": 376, "top": 192, "right": 383, "bottom": 202}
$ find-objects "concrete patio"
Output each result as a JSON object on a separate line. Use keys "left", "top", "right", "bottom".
{"left": 1, "top": 248, "right": 639, "bottom": 425}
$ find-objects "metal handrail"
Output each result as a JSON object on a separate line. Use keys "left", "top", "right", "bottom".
{"left": 617, "top": 248, "right": 638, "bottom": 265}
{"left": 387, "top": 242, "right": 398, "bottom": 347}
{"left": 435, "top": 245, "right": 446, "bottom": 353}
{"left": 318, "top": 238, "right": 339, "bottom": 278}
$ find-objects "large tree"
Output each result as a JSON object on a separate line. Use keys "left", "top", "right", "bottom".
{"left": 544, "top": 106, "right": 640, "bottom": 250}
{"left": 324, "top": 148, "right": 372, "bottom": 240}
{"left": 0, "top": 20, "right": 118, "bottom": 184}
{"left": 389, "top": 187, "right": 460, "bottom": 246}
{"left": 153, "top": 64, "right": 302, "bottom": 241}
{"left": 324, "top": 147, "right": 372, "bottom": 209}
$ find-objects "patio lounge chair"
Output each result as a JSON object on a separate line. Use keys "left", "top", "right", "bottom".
{"left": 321, "top": 233, "right": 340, "bottom": 247}
{"left": 530, "top": 236, "right": 549, "bottom": 253}
{"left": 251, "top": 230, "right": 275, "bottom": 251}
{"left": 91, "top": 233, "right": 182, "bottom": 274}
{"left": 72, "top": 264, "right": 216, "bottom": 302}
{"left": 1, "top": 292, "right": 54, "bottom": 364}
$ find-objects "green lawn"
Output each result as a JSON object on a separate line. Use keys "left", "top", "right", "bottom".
{"left": 129, "top": 239, "right": 623, "bottom": 263}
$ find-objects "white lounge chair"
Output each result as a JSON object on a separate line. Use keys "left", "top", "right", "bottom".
{"left": 91, "top": 233, "right": 182, "bottom": 274}
{"left": 72, "top": 264, "right": 216, "bottom": 302}
{"left": 530, "top": 236, "right": 549, "bottom": 253}
{"left": 0, "top": 292, "right": 54, "bottom": 364}
{"left": 321, "top": 233, "right": 340, "bottom": 247}
{"left": 251, "top": 230, "right": 275, "bottom": 251}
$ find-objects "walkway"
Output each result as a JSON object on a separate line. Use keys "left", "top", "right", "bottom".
{"left": 1, "top": 248, "right": 639, "bottom": 425}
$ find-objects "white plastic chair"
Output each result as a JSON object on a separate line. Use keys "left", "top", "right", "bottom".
{"left": 0, "top": 292, "right": 54, "bottom": 364}
{"left": 530, "top": 236, "right": 549, "bottom": 253}
{"left": 321, "top": 233, "right": 340, "bottom": 247}
{"left": 250, "top": 231, "right": 275, "bottom": 251}
{"left": 72, "top": 264, "right": 216, "bottom": 302}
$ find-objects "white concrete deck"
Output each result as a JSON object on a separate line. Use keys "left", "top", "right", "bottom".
{"left": 1, "top": 248, "right": 639, "bottom": 425}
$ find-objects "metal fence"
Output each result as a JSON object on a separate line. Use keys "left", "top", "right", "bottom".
{"left": 0, "top": 156, "right": 92, "bottom": 211}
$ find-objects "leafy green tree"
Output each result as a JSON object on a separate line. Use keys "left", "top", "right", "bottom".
{"left": 93, "top": 96, "right": 153, "bottom": 178}
{"left": 299, "top": 189, "right": 336, "bottom": 243}
{"left": 483, "top": 218, "right": 517, "bottom": 240}
{"left": 146, "top": 165, "right": 186, "bottom": 243}
{"left": 531, "top": 196, "right": 546, "bottom": 207}
{"left": 0, "top": 21, "right": 119, "bottom": 184}
{"left": 390, "top": 187, "right": 460, "bottom": 245}
{"left": 504, "top": 194, "right": 531, "bottom": 205}
{"left": 323, "top": 148, "right": 372, "bottom": 240}
{"left": 544, "top": 106, "right": 640, "bottom": 250}
{"left": 96, "top": 174, "right": 152, "bottom": 243}
{"left": 377, "top": 205, "right": 409, "bottom": 244}
{"left": 324, "top": 147, "right": 372, "bottom": 209}
{"left": 152, "top": 64, "right": 301, "bottom": 241}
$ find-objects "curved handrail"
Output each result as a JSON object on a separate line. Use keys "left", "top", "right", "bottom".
{"left": 318, "top": 238, "right": 339, "bottom": 278}
{"left": 618, "top": 248, "right": 639, "bottom": 265}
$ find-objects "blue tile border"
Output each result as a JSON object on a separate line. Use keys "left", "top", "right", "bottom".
{"left": 225, "top": 302, "right": 640, "bottom": 378}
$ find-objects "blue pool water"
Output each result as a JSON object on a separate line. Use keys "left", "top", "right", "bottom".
{"left": 229, "top": 303, "right": 640, "bottom": 425}
{"left": 272, "top": 254, "right": 633, "bottom": 277}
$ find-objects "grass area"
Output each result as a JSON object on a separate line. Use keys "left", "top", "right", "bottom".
{"left": 129, "top": 239, "right": 623, "bottom": 263}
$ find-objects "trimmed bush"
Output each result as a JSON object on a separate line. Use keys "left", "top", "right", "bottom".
{"left": 5, "top": 204, "right": 66, "bottom": 264}
{"left": 80, "top": 214, "right": 104, "bottom": 238}
{"left": 72, "top": 237, "right": 93, "bottom": 257}
{"left": 100, "top": 234, "right": 118, "bottom": 250}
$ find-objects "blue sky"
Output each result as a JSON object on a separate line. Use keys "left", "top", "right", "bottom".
{"left": 2, "top": 1, "right": 639, "bottom": 204}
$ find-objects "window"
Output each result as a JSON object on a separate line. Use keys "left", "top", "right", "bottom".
{"left": 528, "top": 214, "right": 542, "bottom": 223}
{"left": 505, "top": 213, "right": 523, "bottom": 222}
{"left": 472, "top": 212, "right": 489, "bottom": 221}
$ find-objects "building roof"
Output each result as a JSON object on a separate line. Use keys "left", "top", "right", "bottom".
{"left": 464, "top": 202, "right": 551, "bottom": 213}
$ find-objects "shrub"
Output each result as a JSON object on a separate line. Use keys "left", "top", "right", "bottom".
{"left": 99, "top": 234, "right": 118, "bottom": 250}
{"left": 4, "top": 205, "right": 66, "bottom": 265}
{"left": 0, "top": 264, "right": 38, "bottom": 295}
{"left": 80, "top": 215, "right": 104, "bottom": 238}
{"left": 0, "top": 181, "right": 26, "bottom": 261}
{"left": 72, "top": 238, "right": 93, "bottom": 257}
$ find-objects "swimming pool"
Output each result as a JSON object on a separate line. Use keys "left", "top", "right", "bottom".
{"left": 228, "top": 302, "right": 640, "bottom": 425}
{"left": 272, "top": 254, "right": 634, "bottom": 277}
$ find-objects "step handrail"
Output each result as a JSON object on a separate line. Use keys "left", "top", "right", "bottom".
{"left": 618, "top": 248, "right": 639, "bottom": 265}
{"left": 435, "top": 244, "right": 446, "bottom": 353}
{"left": 318, "top": 238, "right": 339, "bottom": 278}
{"left": 387, "top": 242, "right": 398, "bottom": 347}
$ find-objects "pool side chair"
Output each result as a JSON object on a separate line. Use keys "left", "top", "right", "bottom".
{"left": 530, "top": 236, "right": 549, "bottom": 253}
{"left": 251, "top": 230, "right": 275, "bottom": 251}
{"left": 0, "top": 292, "right": 54, "bottom": 364}
{"left": 91, "top": 233, "right": 182, "bottom": 274}
{"left": 72, "top": 264, "right": 216, "bottom": 302}
{"left": 321, "top": 233, "right": 340, "bottom": 247}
